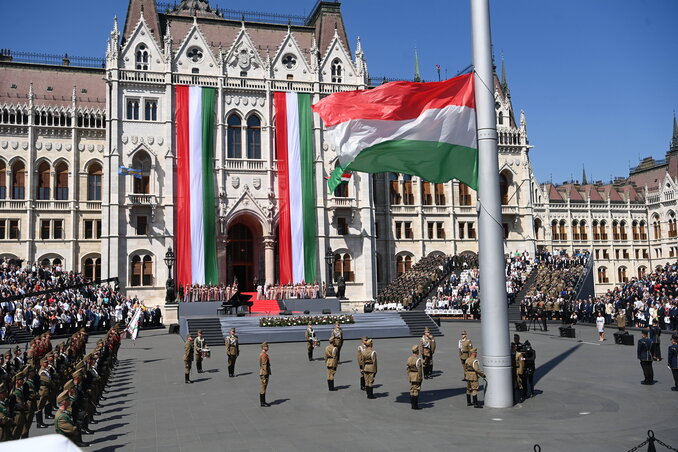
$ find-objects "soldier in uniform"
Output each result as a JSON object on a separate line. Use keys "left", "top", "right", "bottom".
{"left": 513, "top": 343, "right": 526, "bottom": 403}
{"left": 184, "top": 333, "right": 194, "bottom": 384}
{"left": 464, "top": 348, "right": 485, "bottom": 408}
{"left": 259, "top": 342, "right": 271, "bottom": 407}
{"left": 0, "top": 383, "right": 13, "bottom": 442}
{"left": 331, "top": 323, "right": 344, "bottom": 362}
{"left": 458, "top": 330, "right": 473, "bottom": 381}
{"left": 54, "top": 389, "right": 89, "bottom": 447}
{"left": 362, "top": 339, "right": 377, "bottom": 399}
{"left": 668, "top": 334, "right": 678, "bottom": 391}
{"left": 406, "top": 345, "right": 423, "bottom": 410}
{"left": 638, "top": 330, "right": 654, "bottom": 385}
{"left": 325, "top": 337, "right": 338, "bottom": 391}
{"left": 24, "top": 365, "right": 38, "bottom": 433}
{"left": 357, "top": 336, "right": 368, "bottom": 391}
{"left": 37, "top": 357, "right": 54, "bottom": 426}
{"left": 305, "top": 323, "right": 318, "bottom": 361}
{"left": 11, "top": 368, "right": 28, "bottom": 439}
{"left": 194, "top": 330, "right": 206, "bottom": 374}
{"left": 419, "top": 327, "right": 436, "bottom": 379}
{"left": 226, "top": 328, "right": 239, "bottom": 378}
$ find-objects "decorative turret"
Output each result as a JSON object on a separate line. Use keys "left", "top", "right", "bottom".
{"left": 671, "top": 110, "right": 678, "bottom": 153}
{"left": 414, "top": 47, "right": 421, "bottom": 82}
{"left": 582, "top": 165, "right": 588, "bottom": 185}
{"left": 354, "top": 36, "right": 367, "bottom": 79}
{"left": 172, "top": 0, "right": 220, "bottom": 18}
{"left": 501, "top": 55, "right": 510, "bottom": 98}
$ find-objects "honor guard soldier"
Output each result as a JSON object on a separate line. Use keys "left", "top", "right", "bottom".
{"left": 184, "top": 334, "right": 194, "bottom": 384}
{"left": 305, "top": 324, "right": 318, "bottom": 361}
{"left": 0, "top": 383, "right": 13, "bottom": 441}
{"left": 668, "top": 335, "right": 678, "bottom": 391}
{"left": 458, "top": 331, "right": 473, "bottom": 381}
{"left": 226, "top": 328, "right": 239, "bottom": 378}
{"left": 55, "top": 389, "right": 89, "bottom": 447}
{"left": 24, "top": 365, "right": 38, "bottom": 433}
{"left": 464, "top": 348, "right": 485, "bottom": 408}
{"left": 362, "top": 339, "right": 377, "bottom": 399}
{"left": 419, "top": 327, "right": 436, "bottom": 379}
{"left": 357, "top": 336, "right": 368, "bottom": 391}
{"left": 10, "top": 368, "right": 27, "bottom": 439}
{"left": 406, "top": 345, "right": 423, "bottom": 410}
{"left": 325, "top": 337, "right": 338, "bottom": 391}
{"left": 37, "top": 358, "right": 54, "bottom": 424}
{"left": 638, "top": 330, "right": 654, "bottom": 385}
{"left": 512, "top": 343, "right": 526, "bottom": 403}
{"left": 194, "top": 330, "right": 207, "bottom": 374}
{"left": 259, "top": 342, "right": 271, "bottom": 407}
{"left": 331, "top": 323, "right": 344, "bottom": 362}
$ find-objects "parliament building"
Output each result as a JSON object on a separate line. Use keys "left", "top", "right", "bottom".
{"left": 0, "top": 0, "right": 676, "bottom": 317}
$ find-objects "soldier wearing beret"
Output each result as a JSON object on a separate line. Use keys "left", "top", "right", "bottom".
{"left": 357, "top": 336, "right": 368, "bottom": 391}
{"left": 325, "top": 337, "right": 338, "bottom": 391}
{"left": 464, "top": 348, "right": 485, "bottom": 408}
{"left": 458, "top": 331, "right": 473, "bottom": 381}
{"left": 361, "top": 339, "right": 377, "bottom": 399}
{"left": 419, "top": 327, "right": 436, "bottom": 379}
{"left": 331, "top": 323, "right": 344, "bottom": 362}
{"left": 226, "top": 328, "right": 239, "bottom": 378}
{"left": 11, "top": 369, "right": 27, "bottom": 439}
{"left": 55, "top": 389, "right": 89, "bottom": 447}
{"left": 184, "top": 334, "right": 194, "bottom": 384}
{"left": 406, "top": 345, "right": 423, "bottom": 409}
{"left": 259, "top": 342, "right": 271, "bottom": 407}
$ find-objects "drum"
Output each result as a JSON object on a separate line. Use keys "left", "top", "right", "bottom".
{"left": 201, "top": 348, "right": 211, "bottom": 358}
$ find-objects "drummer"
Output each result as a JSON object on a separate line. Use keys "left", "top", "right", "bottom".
{"left": 194, "top": 330, "right": 208, "bottom": 374}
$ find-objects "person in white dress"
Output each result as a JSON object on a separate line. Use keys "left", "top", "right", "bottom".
{"left": 596, "top": 312, "right": 606, "bottom": 341}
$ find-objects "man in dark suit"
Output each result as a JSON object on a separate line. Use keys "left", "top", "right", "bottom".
{"left": 637, "top": 330, "right": 654, "bottom": 385}
{"left": 668, "top": 334, "right": 678, "bottom": 391}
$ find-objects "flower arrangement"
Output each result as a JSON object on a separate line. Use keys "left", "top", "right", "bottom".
{"left": 259, "top": 314, "right": 355, "bottom": 328}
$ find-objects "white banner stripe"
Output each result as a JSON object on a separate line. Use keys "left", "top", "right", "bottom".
{"left": 325, "top": 105, "right": 476, "bottom": 168}
{"left": 188, "top": 86, "right": 205, "bottom": 284}
{"left": 286, "top": 93, "right": 305, "bottom": 283}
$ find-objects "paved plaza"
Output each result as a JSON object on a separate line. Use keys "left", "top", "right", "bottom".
{"left": 26, "top": 321, "right": 678, "bottom": 451}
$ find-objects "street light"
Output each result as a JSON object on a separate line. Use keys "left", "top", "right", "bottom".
{"left": 164, "top": 247, "right": 176, "bottom": 303}
{"left": 324, "top": 247, "right": 336, "bottom": 297}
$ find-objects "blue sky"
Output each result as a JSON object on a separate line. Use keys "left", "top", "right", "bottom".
{"left": 1, "top": 0, "right": 676, "bottom": 185}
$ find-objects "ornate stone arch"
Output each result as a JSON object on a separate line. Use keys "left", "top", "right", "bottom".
{"left": 83, "top": 158, "right": 104, "bottom": 173}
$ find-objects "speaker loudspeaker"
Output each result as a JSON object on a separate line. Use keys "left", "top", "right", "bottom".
{"left": 515, "top": 322, "right": 527, "bottom": 332}
{"left": 168, "top": 324, "right": 180, "bottom": 334}
{"left": 559, "top": 326, "right": 575, "bottom": 338}
{"left": 322, "top": 309, "right": 332, "bottom": 315}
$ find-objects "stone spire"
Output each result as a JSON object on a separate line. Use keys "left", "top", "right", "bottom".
{"left": 582, "top": 165, "right": 588, "bottom": 185}
{"left": 671, "top": 110, "right": 678, "bottom": 152}
{"left": 163, "top": 20, "right": 173, "bottom": 57}
{"left": 354, "top": 36, "right": 365, "bottom": 78}
{"left": 501, "top": 54, "right": 510, "bottom": 97}
{"left": 414, "top": 47, "right": 421, "bottom": 82}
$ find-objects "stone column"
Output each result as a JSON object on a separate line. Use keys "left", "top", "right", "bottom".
{"left": 263, "top": 235, "right": 275, "bottom": 285}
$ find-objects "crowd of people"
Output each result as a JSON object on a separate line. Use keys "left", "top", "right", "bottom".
{"left": 374, "top": 254, "right": 454, "bottom": 310}
{"left": 178, "top": 281, "right": 328, "bottom": 302}
{"left": 178, "top": 282, "right": 239, "bottom": 302}
{"left": 0, "top": 258, "right": 161, "bottom": 343}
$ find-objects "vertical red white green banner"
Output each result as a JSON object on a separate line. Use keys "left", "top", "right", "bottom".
{"left": 274, "top": 92, "right": 317, "bottom": 284}
{"left": 175, "top": 85, "right": 218, "bottom": 287}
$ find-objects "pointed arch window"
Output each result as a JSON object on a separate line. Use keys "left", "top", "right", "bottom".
{"left": 55, "top": 162, "right": 69, "bottom": 200}
{"left": 459, "top": 183, "right": 472, "bottom": 206}
{"left": 87, "top": 163, "right": 102, "bottom": 201}
{"left": 533, "top": 218, "right": 542, "bottom": 240}
{"left": 246, "top": 115, "right": 261, "bottom": 159}
{"left": 499, "top": 173, "right": 509, "bottom": 205}
{"left": 84, "top": 256, "right": 101, "bottom": 281}
{"left": 0, "top": 160, "right": 6, "bottom": 199}
{"left": 227, "top": 114, "right": 242, "bottom": 159}
{"left": 135, "top": 44, "right": 149, "bottom": 70}
{"left": 132, "top": 151, "right": 151, "bottom": 194}
{"left": 402, "top": 174, "right": 414, "bottom": 205}
{"left": 498, "top": 111, "right": 504, "bottom": 125}
{"left": 396, "top": 255, "right": 405, "bottom": 275}
{"left": 11, "top": 161, "right": 26, "bottom": 199}
{"left": 389, "top": 173, "right": 401, "bottom": 205}
{"left": 331, "top": 58, "right": 343, "bottom": 83}
{"left": 37, "top": 161, "right": 50, "bottom": 200}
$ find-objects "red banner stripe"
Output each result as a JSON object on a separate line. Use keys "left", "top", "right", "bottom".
{"left": 175, "top": 85, "right": 192, "bottom": 287}
{"left": 274, "top": 92, "right": 293, "bottom": 284}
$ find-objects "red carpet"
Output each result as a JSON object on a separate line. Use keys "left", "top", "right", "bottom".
{"left": 242, "top": 292, "right": 281, "bottom": 314}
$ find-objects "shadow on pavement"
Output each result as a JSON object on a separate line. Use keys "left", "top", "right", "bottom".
{"left": 269, "top": 398, "right": 289, "bottom": 405}
{"left": 395, "top": 387, "right": 466, "bottom": 405}
{"left": 334, "top": 385, "right": 351, "bottom": 390}
{"left": 93, "top": 423, "right": 128, "bottom": 435}
{"left": 535, "top": 343, "right": 582, "bottom": 384}
{"left": 236, "top": 372, "right": 253, "bottom": 377}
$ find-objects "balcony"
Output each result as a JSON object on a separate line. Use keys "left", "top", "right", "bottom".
{"left": 226, "top": 77, "right": 267, "bottom": 90}
{"left": 328, "top": 197, "right": 357, "bottom": 210}
{"left": 391, "top": 205, "right": 417, "bottom": 214}
{"left": 127, "top": 194, "right": 158, "bottom": 206}
{"left": 501, "top": 205, "right": 518, "bottom": 215}
{"left": 84, "top": 201, "right": 102, "bottom": 210}
{"left": 270, "top": 80, "right": 313, "bottom": 93}
{"left": 223, "top": 159, "right": 266, "bottom": 172}
{"left": 172, "top": 73, "right": 219, "bottom": 87}
{"left": 34, "top": 200, "right": 70, "bottom": 210}
{"left": 0, "top": 199, "right": 27, "bottom": 210}
{"left": 119, "top": 70, "right": 165, "bottom": 84}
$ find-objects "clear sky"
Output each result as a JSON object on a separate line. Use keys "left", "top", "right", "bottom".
{"left": 1, "top": 0, "right": 676, "bottom": 185}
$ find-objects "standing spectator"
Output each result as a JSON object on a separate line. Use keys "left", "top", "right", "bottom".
{"left": 638, "top": 330, "right": 654, "bottom": 385}
{"left": 668, "top": 335, "right": 678, "bottom": 391}
{"left": 596, "top": 312, "right": 606, "bottom": 341}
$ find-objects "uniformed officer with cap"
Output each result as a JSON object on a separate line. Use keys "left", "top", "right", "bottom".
{"left": 406, "top": 345, "right": 423, "bottom": 409}
{"left": 464, "top": 348, "right": 485, "bottom": 408}
{"left": 55, "top": 388, "right": 90, "bottom": 447}
{"left": 419, "top": 327, "right": 436, "bottom": 379}
{"left": 458, "top": 331, "right": 473, "bottom": 381}
{"left": 361, "top": 339, "right": 377, "bottom": 399}
{"left": 331, "top": 323, "right": 344, "bottom": 362}
{"left": 225, "top": 328, "right": 239, "bottom": 378}
{"left": 325, "top": 337, "right": 338, "bottom": 391}
{"left": 357, "top": 336, "right": 368, "bottom": 391}
{"left": 184, "top": 333, "right": 194, "bottom": 384}
{"left": 259, "top": 342, "right": 271, "bottom": 407}
{"left": 194, "top": 329, "right": 207, "bottom": 373}
{"left": 0, "top": 382, "right": 13, "bottom": 441}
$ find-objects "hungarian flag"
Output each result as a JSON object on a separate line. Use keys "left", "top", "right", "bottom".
{"left": 312, "top": 73, "right": 477, "bottom": 191}
{"left": 175, "top": 86, "right": 218, "bottom": 287}
{"left": 274, "top": 92, "right": 317, "bottom": 285}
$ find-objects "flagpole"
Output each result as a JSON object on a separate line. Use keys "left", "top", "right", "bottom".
{"left": 470, "top": 0, "right": 513, "bottom": 408}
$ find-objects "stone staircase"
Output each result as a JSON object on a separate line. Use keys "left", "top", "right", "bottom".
{"left": 414, "top": 269, "right": 463, "bottom": 311}
{"left": 507, "top": 267, "right": 538, "bottom": 322}
{"left": 185, "top": 318, "right": 225, "bottom": 346}
{"left": 3, "top": 326, "right": 33, "bottom": 344}
{"left": 399, "top": 311, "right": 443, "bottom": 337}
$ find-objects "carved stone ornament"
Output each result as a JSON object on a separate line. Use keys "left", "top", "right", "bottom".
{"left": 56, "top": 143, "right": 62, "bottom": 151}
{"left": 243, "top": 97, "right": 248, "bottom": 106}
{"left": 44, "top": 142, "right": 51, "bottom": 151}
{"left": 158, "top": 137, "right": 164, "bottom": 146}
{"left": 122, "top": 135, "right": 129, "bottom": 144}
{"left": 34, "top": 142, "right": 41, "bottom": 150}
{"left": 0, "top": 141, "right": 7, "bottom": 149}
{"left": 147, "top": 137, "right": 154, "bottom": 145}
{"left": 132, "top": 136, "right": 138, "bottom": 145}
{"left": 225, "top": 96, "right": 232, "bottom": 105}
{"left": 253, "top": 177, "right": 261, "bottom": 190}
{"left": 87, "top": 145, "right": 94, "bottom": 152}
{"left": 97, "top": 145, "right": 104, "bottom": 152}
{"left": 66, "top": 144, "right": 72, "bottom": 151}
{"left": 11, "top": 141, "right": 18, "bottom": 150}
{"left": 231, "top": 176, "right": 240, "bottom": 189}
{"left": 78, "top": 144, "right": 85, "bottom": 151}
{"left": 258, "top": 97, "right": 265, "bottom": 107}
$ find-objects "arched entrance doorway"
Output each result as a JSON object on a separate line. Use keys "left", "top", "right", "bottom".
{"left": 226, "top": 215, "right": 263, "bottom": 291}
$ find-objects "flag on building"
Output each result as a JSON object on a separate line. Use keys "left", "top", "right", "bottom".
{"left": 312, "top": 73, "right": 477, "bottom": 192}
{"left": 175, "top": 85, "right": 218, "bottom": 287}
{"left": 126, "top": 307, "right": 142, "bottom": 340}
{"left": 274, "top": 92, "right": 317, "bottom": 285}
{"left": 118, "top": 166, "right": 142, "bottom": 179}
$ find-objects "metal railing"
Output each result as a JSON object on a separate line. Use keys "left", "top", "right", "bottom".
{"left": 0, "top": 49, "right": 104, "bottom": 68}
{"left": 156, "top": 1, "right": 308, "bottom": 26}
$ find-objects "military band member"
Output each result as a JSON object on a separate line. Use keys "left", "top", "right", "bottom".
{"left": 406, "top": 345, "right": 423, "bottom": 410}
{"left": 458, "top": 330, "right": 473, "bottom": 381}
{"left": 184, "top": 334, "right": 194, "bottom": 384}
{"left": 0, "top": 383, "right": 13, "bottom": 442}
{"left": 419, "top": 327, "right": 436, "bottom": 379}
{"left": 325, "top": 337, "right": 338, "bottom": 391}
{"left": 331, "top": 323, "right": 344, "bottom": 362}
{"left": 259, "top": 342, "right": 271, "bottom": 407}
{"left": 55, "top": 389, "right": 89, "bottom": 447}
{"left": 226, "top": 328, "right": 240, "bottom": 378}
{"left": 362, "top": 339, "right": 377, "bottom": 399}
{"left": 305, "top": 324, "right": 318, "bottom": 361}
{"left": 194, "top": 330, "right": 207, "bottom": 374}
{"left": 464, "top": 348, "right": 485, "bottom": 408}
{"left": 638, "top": 330, "right": 654, "bottom": 385}
{"left": 357, "top": 336, "right": 368, "bottom": 391}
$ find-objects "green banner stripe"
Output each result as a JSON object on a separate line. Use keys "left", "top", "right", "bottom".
{"left": 201, "top": 87, "right": 218, "bottom": 285}
{"left": 298, "top": 93, "right": 317, "bottom": 283}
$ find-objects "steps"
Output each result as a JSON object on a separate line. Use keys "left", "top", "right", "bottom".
{"left": 508, "top": 267, "right": 538, "bottom": 322}
{"left": 414, "top": 269, "right": 463, "bottom": 311}
{"left": 186, "top": 318, "right": 225, "bottom": 346}
{"left": 399, "top": 311, "right": 443, "bottom": 337}
{"left": 5, "top": 326, "right": 32, "bottom": 344}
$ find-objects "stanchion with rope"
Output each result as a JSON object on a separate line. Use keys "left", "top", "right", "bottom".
{"left": 625, "top": 430, "right": 678, "bottom": 452}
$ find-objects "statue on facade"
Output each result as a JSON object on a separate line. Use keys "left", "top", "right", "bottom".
{"left": 337, "top": 276, "right": 346, "bottom": 300}
{"left": 166, "top": 277, "right": 176, "bottom": 303}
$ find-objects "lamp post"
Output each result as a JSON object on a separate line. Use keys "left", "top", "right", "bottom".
{"left": 324, "top": 247, "right": 336, "bottom": 297}
{"left": 164, "top": 247, "right": 176, "bottom": 303}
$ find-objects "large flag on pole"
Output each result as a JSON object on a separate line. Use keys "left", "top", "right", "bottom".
{"left": 312, "top": 73, "right": 477, "bottom": 191}
{"left": 274, "top": 92, "right": 317, "bottom": 285}
{"left": 175, "top": 85, "right": 218, "bottom": 288}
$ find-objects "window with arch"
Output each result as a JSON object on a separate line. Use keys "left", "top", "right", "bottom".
{"left": 402, "top": 174, "right": 414, "bottom": 205}
{"left": 600, "top": 220, "right": 608, "bottom": 240}
{"left": 132, "top": 151, "right": 151, "bottom": 194}
{"left": 619, "top": 221, "right": 628, "bottom": 240}
{"left": 135, "top": 44, "right": 149, "bottom": 70}
{"left": 639, "top": 221, "right": 647, "bottom": 240}
{"left": 637, "top": 266, "right": 647, "bottom": 279}
{"left": 572, "top": 220, "right": 580, "bottom": 240}
{"left": 396, "top": 255, "right": 405, "bottom": 275}
{"left": 55, "top": 161, "right": 68, "bottom": 200}
{"left": 458, "top": 182, "right": 472, "bottom": 206}
{"left": 597, "top": 266, "right": 609, "bottom": 283}
{"left": 592, "top": 220, "right": 600, "bottom": 241}
{"left": 84, "top": 256, "right": 101, "bottom": 281}
{"left": 389, "top": 173, "right": 401, "bottom": 205}
{"left": 579, "top": 221, "right": 587, "bottom": 240}
{"left": 421, "top": 181, "right": 432, "bottom": 205}
{"left": 130, "top": 254, "right": 154, "bottom": 287}
{"left": 246, "top": 115, "right": 261, "bottom": 159}
{"left": 652, "top": 216, "right": 661, "bottom": 240}
{"left": 434, "top": 183, "right": 445, "bottom": 205}
{"left": 667, "top": 212, "right": 676, "bottom": 238}
{"left": 559, "top": 220, "right": 567, "bottom": 240}
{"left": 87, "top": 163, "right": 102, "bottom": 201}
{"left": 551, "top": 220, "right": 559, "bottom": 240}
{"left": 617, "top": 266, "right": 628, "bottom": 283}
{"left": 331, "top": 58, "right": 343, "bottom": 83}
{"left": 498, "top": 111, "right": 504, "bottom": 125}
{"left": 404, "top": 255, "right": 412, "bottom": 272}
{"left": 0, "top": 160, "right": 5, "bottom": 199}
{"left": 37, "top": 161, "right": 50, "bottom": 200}
{"left": 533, "top": 218, "right": 542, "bottom": 240}
{"left": 632, "top": 220, "right": 639, "bottom": 241}
{"left": 227, "top": 114, "right": 242, "bottom": 159}
{"left": 499, "top": 173, "right": 509, "bottom": 205}
{"left": 333, "top": 252, "right": 354, "bottom": 282}
{"left": 11, "top": 161, "right": 26, "bottom": 199}
{"left": 612, "top": 221, "right": 620, "bottom": 240}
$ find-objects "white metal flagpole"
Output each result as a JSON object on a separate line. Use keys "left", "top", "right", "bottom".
{"left": 470, "top": 0, "right": 513, "bottom": 408}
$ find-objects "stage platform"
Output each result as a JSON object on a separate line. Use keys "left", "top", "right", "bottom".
{"left": 179, "top": 311, "right": 442, "bottom": 345}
